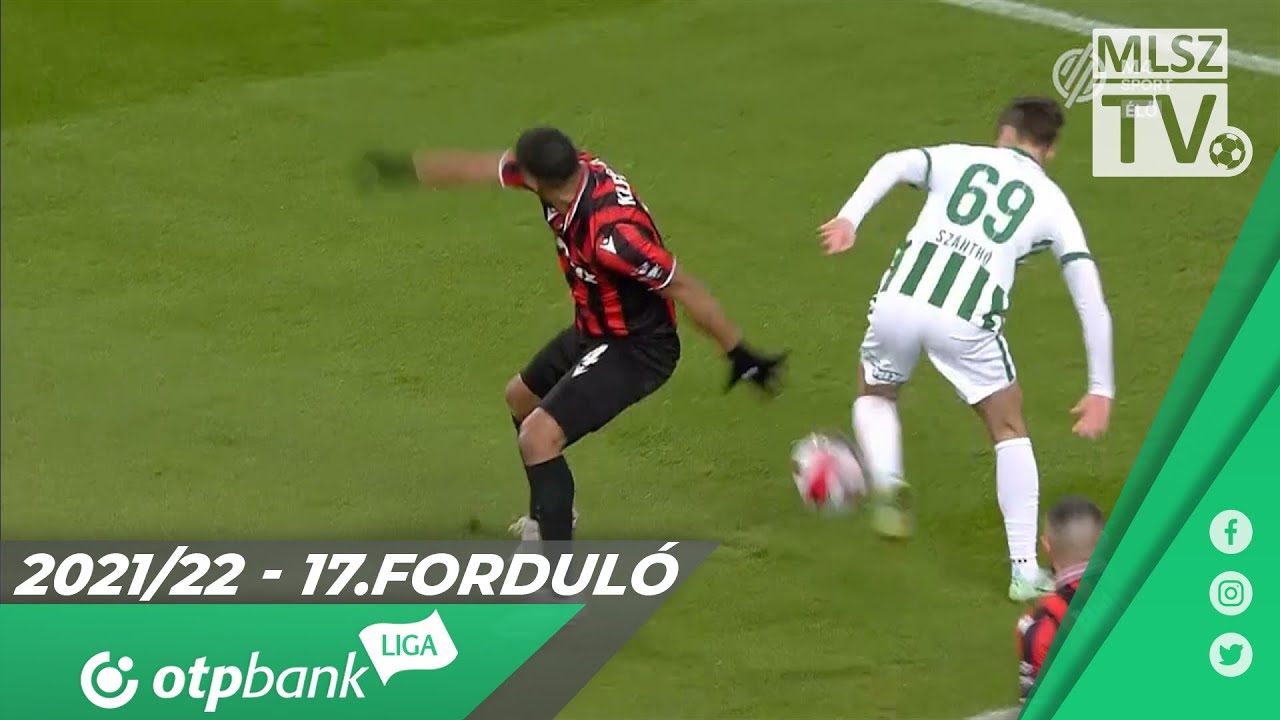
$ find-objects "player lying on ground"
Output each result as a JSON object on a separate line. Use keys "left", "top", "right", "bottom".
{"left": 363, "top": 127, "right": 784, "bottom": 541}
{"left": 1016, "top": 497, "right": 1102, "bottom": 702}
{"left": 818, "top": 97, "right": 1114, "bottom": 601}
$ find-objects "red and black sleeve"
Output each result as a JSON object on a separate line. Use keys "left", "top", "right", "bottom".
{"left": 594, "top": 222, "right": 677, "bottom": 290}
{"left": 498, "top": 149, "right": 531, "bottom": 190}
{"left": 1016, "top": 607, "right": 1059, "bottom": 701}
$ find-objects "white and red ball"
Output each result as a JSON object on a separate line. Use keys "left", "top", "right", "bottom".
{"left": 791, "top": 433, "right": 867, "bottom": 510}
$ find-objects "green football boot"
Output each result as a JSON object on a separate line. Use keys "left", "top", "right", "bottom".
{"left": 1008, "top": 567, "right": 1055, "bottom": 602}
{"left": 869, "top": 482, "right": 913, "bottom": 540}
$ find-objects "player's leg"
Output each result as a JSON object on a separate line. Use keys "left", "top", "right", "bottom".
{"left": 854, "top": 295, "right": 921, "bottom": 539}
{"left": 854, "top": 373, "right": 904, "bottom": 492}
{"left": 504, "top": 376, "right": 541, "bottom": 426}
{"left": 507, "top": 327, "right": 579, "bottom": 424}
{"left": 516, "top": 408, "right": 575, "bottom": 540}
{"left": 926, "top": 324, "right": 1050, "bottom": 601}
{"left": 855, "top": 373, "right": 914, "bottom": 540}
{"left": 973, "top": 382, "right": 1050, "bottom": 600}
{"left": 507, "top": 328, "right": 580, "bottom": 539}
{"left": 525, "top": 339, "right": 677, "bottom": 540}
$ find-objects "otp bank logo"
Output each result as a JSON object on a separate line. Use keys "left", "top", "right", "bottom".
{"left": 78, "top": 612, "right": 457, "bottom": 711}
{"left": 81, "top": 652, "right": 140, "bottom": 709}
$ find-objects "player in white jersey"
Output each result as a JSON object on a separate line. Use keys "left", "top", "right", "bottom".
{"left": 818, "top": 97, "right": 1114, "bottom": 602}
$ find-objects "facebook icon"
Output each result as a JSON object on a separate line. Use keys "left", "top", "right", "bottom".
{"left": 1212, "top": 510, "right": 1252, "bottom": 554}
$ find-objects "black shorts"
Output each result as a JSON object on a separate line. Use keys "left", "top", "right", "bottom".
{"left": 519, "top": 327, "right": 680, "bottom": 446}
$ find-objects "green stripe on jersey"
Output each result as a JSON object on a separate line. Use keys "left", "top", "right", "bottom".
{"left": 995, "top": 334, "right": 1014, "bottom": 380}
{"left": 982, "top": 286, "right": 1006, "bottom": 330}
{"left": 1060, "top": 251, "right": 1094, "bottom": 266}
{"left": 958, "top": 266, "right": 990, "bottom": 320}
{"left": 899, "top": 242, "right": 937, "bottom": 296}
{"left": 928, "top": 251, "right": 966, "bottom": 307}
{"left": 879, "top": 242, "right": 908, "bottom": 292}
{"left": 1019, "top": 238, "right": 1053, "bottom": 261}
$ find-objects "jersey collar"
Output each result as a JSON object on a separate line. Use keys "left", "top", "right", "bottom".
{"left": 1055, "top": 561, "right": 1089, "bottom": 589}
{"left": 562, "top": 162, "right": 590, "bottom": 228}
{"left": 1007, "top": 146, "right": 1041, "bottom": 165}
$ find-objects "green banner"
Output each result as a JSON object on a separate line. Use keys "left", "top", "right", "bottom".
{"left": 0, "top": 604, "right": 579, "bottom": 718}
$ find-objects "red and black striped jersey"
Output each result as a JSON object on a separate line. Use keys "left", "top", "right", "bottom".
{"left": 1015, "top": 564, "right": 1085, "bottom": 701}
{"left": 499, "top": 151, "right": 678, "bottom": 339}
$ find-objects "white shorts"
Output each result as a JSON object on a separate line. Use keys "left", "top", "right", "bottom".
{"left": 859, "top": 292, "right": 1016, "bottom": 405}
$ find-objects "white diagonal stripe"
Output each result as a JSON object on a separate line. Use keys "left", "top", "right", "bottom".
{"left": 938, "top": 0, "right": 1280, "bottom": 76}
{"left": 966, "top": 706, "right": 1021, "bottom": 720}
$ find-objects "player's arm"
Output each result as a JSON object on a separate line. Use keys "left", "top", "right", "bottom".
{"left": 598, "top": 224, "right": 785, "bottom": 393}
{"left": 819, "top": 148, "right": 932, "bottom": 254}
{"left": 662, "top": 273, "right": 787, "bottom": 393}
{"left": 1017, "top": 612, "right": 1056, "bottom": 703}
{"left": 1053, "top": 206, "right": 1114, "bottom": 439}
{"left": 361, "top": 149, "right": 528, "bottom": 189}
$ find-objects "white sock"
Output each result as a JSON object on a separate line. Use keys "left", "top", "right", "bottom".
{"left": 852, "top": 396, "right": 904, "bottom": 491}
{"left": 995, "top": 437, "right": 1040, "bottom": 580}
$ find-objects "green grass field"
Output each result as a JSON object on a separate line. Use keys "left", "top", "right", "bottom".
{"left": 3, "top": 0, "right": 1277, "bottom": 717}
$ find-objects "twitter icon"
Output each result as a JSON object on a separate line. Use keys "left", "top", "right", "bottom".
{"left": 1211, "top": 633, "right": 1253, "bottom": 677}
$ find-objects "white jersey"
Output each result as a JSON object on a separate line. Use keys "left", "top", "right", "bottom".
{"left": 873, "top": 144, "right": 1092, "bottom": 333}
{"left": 835, "top": 142, "right": 1114, "bottom": 399}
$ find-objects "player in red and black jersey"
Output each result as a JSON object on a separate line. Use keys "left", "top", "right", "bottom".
{"left": 1015, "top": 497, "right": 1103, "bottom": 703}
{"left": 496, "top": 144, "right": 678, "bottom": 340}
{"left": 363, "top": 128, "right": 784, "bottom": 541}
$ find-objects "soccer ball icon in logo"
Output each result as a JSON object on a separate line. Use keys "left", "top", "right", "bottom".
{"left": 1208, "top": 131, "right": 1248, "bottom": 171}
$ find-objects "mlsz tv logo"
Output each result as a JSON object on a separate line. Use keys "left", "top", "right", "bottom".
{"left": 1055, "top": 29, "right": 1253, "bottom": 177}
{"left": 79, "top": 612, "right": 457, "bottom": 712}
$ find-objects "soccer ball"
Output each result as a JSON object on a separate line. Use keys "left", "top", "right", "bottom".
{"left": 791, "top": 433, "right": 867, "bottom": 511}
{"left": 1208, "top": 132, "right": 1247, "bottom": 170}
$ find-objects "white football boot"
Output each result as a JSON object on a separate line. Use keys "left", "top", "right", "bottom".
{"left": 508, "top": 507, "right": 579, "bottom": 540}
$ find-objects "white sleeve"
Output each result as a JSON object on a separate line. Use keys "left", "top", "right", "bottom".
{"left": 1061, "top": 249, "right": 1115, "bottom": 399}
{"left": 1047, "top": 195, "right": 1113, "bottom": 397}
{"left": 1049, "top": 195, "right": 1092, "bottom": 263}
{"left": 835, "top": 148, "right": 931, "bottom": 230}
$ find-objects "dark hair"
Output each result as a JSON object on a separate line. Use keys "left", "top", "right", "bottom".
{"left": 1046, "top": 496, "right": 1104, "bottom": 531}
{"left": 514, "top": 127, "right": 580, "bottom": 187}
{"left": 997, "top": 96, "right": 1065, "bottom": 147}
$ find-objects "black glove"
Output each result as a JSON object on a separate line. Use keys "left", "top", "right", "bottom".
{"left": 357, "top": 150, "right": 418, "bottom": 190}
{"left": 726, "top": 343, "right": 786, "bottom": 395}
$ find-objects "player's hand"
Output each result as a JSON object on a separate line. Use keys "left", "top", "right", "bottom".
{"left": 357, "top": 150, "right": 419, "bottom": 189}
{"left": 1071, "top": 393, "right": 1112, "bottom": 439}
{"left": 727, "top": 343, "right": 786, "bottom": 396}
{"left": 819, "top": 217, "right": 856, "bottom": 255}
